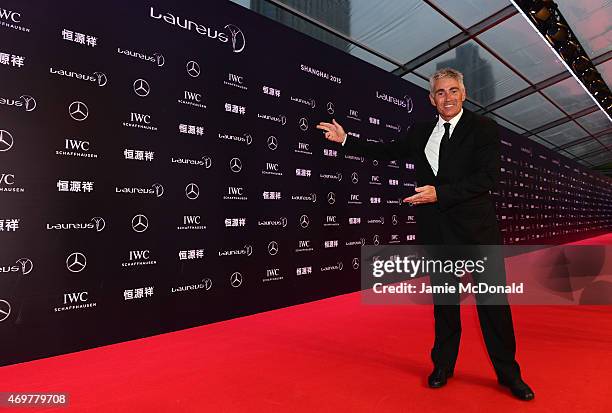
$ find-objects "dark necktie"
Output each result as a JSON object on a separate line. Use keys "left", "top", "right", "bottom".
{"left": 438, "top": 122, "right": 451, "bottom": 167}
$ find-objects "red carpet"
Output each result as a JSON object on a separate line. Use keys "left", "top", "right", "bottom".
{"left": 1, "top": 233, "right": 611, "bottom": 412}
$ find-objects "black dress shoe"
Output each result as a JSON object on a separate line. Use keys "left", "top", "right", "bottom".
{"left": 428, "top": 367, "right": 453, "bottom": 388}
{"left": 498, "top": 377, "right": 535, "bottom": 401}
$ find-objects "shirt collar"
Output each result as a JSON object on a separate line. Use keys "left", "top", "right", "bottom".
{"left": 436, "top": 108, "right": 463, "bottom": 131}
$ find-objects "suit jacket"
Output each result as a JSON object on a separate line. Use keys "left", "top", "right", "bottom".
{"left": 342, "top": 109, "right": 502, "bottom": 245}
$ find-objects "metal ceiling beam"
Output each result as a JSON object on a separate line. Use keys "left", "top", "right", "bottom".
{"left": 558, "top": 127, "right": 612, "bottom": 150}
{"left": 406, "top": 2, "right": 605, "bottom": 160}
{"left": 593, "top": 50, "right": 612, "bottom": 66}
{"left": 477, "top": 49, "right": 612, "bottom": 115}
{"left": 575, "top": 147, "right": 611, "bottom": 163}
{"left": 522, "top": 105, "right": 600, "bottom": 137}
{"left": 478, "top": 72, "right": 571, "bottom": 115}
{"left": 391, "top": 4, "right": 517, "bottom": 76}
{"left": 420, "top": 0, "right": 597, "bottom": 150}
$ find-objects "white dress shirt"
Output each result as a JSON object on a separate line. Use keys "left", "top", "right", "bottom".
{"left": 425, "top": 109, "right": 463, "bottom": 176}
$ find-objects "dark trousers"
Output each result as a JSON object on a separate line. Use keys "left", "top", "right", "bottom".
{"left": 428, "top": 246, "right": 522, "bottom": 381}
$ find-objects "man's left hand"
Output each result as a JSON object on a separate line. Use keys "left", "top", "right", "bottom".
{"left": 403, "top": 185, "right": 437, "bottom": 205}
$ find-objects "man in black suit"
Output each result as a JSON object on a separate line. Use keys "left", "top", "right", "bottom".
{"left": 317, "top": 68, "right": 534, "bottom": 401}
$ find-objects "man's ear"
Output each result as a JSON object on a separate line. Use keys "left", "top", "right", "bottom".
{"left": 429, "top": 93, "right": 436, "bottom": 107}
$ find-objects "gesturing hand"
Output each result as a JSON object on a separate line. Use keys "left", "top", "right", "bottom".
{"left": 403, "top": 185, "right": 437, "bottom": 205}
{"left": 316, "top": 119, "right": 346, "bottom": 143}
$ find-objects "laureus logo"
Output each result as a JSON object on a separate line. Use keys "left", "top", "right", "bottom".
{"left": 91, "top": 217, "right": 106, "bottom": 231}
{"left": 149, "top": 7, "right": 246, "bottom": 54}
{"left": 20, "top": 95, "right": 36, "bottom": 111}
{"left": 16, "top": 258, "right": 33, "bottom": 275}
{"left": 152, "top": 183, "right": 164, "bottom": 197}
{"left": 154, "top": 53, "right": 165, "bottom": 67}
{"left": 0, "top": 95, "right": 36, "bottom": 112}
{"left": 224, "top": 24, "right": 245, "bottom": 53}
{"left": 375, "top": 91, "right": 413, "bottom": 113}
{"left": 94, "top": 72, "right": 108, "bottom": 86}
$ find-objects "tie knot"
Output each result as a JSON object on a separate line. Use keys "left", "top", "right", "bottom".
{"left": 443, "top": 122, "right": 451, "bottom": 132}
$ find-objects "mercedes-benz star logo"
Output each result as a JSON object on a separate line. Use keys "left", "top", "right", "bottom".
{"left": 351, "top": 172, "right": 359, "bottom": 184}
{"left": 20, "top": 95, "right": 36, "bottom": 112}
{"left": 68, "top": 101, "right": 88, "bottom": 121}
{"left": 0, "top": 300, "right": 10, "bottom": 322}
{"left": 204, "top": 278, "right": 213, "bottom": 290}
{"left": 185, "top": 183, "right": 200, "bottom": 200}
{"left": 91, "top": 217, "right": 106, "bottom": 232}
{"left": 373, "top": 235, "right": 380, "bottom": 246}
{"left": 229, "top": 158, "right": 242, "bottom": 173}
{"left": 392, "top": 215, "right": 398, "bottom": 226}
{"left": 299, "top": 214, "right": 310, "bottom": 228}
{"left": 132, "top": 214, "right": 149, "bottom": 233}
{"left": 66, "top": 252, "right": 87, "bottom": 273}
{"left": 133, "top": 79, "right": 150, "bottom": 97}
{"left": 224, "top": 24, "right": 246, "bottom": 53}
{"left": 267, "top": 241, "right": 279, "bottom": 256}
{"left": 267, "top": 136, "right": 278, "bottom": 151}
{"left": 327, "top": 192, "right": 336, "bottom": 205}
{"left": 299, "top": 117, "right": 309, "bottom": 131}
{"left": 186, "top": 60, "right": 201, "bottom": 77}
{"left": 16, "top": 258, "right": 33, "bottom": 275}
{"left": 326, "top": 102, "right": 335, "bottom": 114}
{"left": 352, "top": 258, "right": 360, "bottom": 270}
{"left": 0, "top": 130, "right": 14, "bottom": 152}
{"left": 230, "top": 272, "right": 243, "bottom": 287}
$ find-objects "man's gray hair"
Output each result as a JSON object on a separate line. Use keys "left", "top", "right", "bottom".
{"left": 429, "top": 68, "right": 465, "bottom": 93}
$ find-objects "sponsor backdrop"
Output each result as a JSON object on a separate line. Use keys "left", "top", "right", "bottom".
{"left": 0, "top": 0, "right": 610, "bottom": 366}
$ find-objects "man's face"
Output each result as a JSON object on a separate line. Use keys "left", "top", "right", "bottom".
{"left": 429, "top": 77, "right": 466, "bottom": 121}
